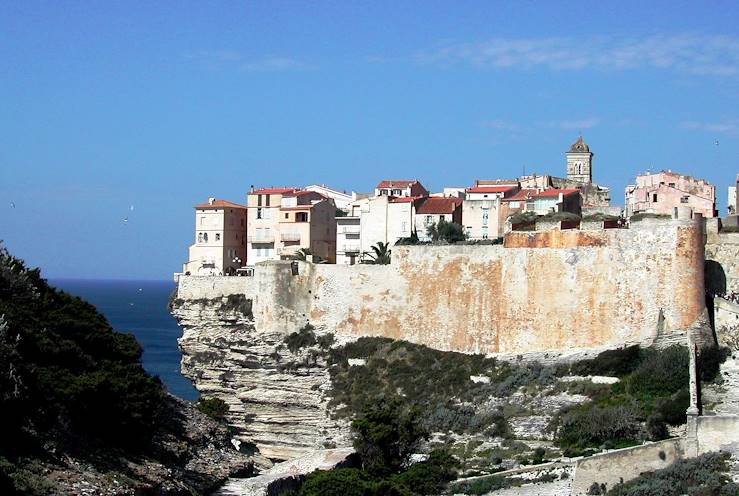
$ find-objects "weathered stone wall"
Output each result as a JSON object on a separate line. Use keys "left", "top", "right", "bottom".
{"left": 694, "top": 415, "right": 739, "bottom": 455}
{"left": 177, "top": 275, "right": 255, "bottom": 300}
{"left": 179, "top": 219, "right": 707, "bottom": 356}
{"left": 705, "top": 231, "right": 739, "bottom": 294}
{"left": 571, "top": 439, "right": 684, "bottom": 495}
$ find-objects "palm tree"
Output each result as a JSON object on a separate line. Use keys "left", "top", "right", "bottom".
{"left": 364, "top": 242, "right": 391, "bottom": 265}
{"left": 291, "top": 248, "right": 312, "bottom": 261}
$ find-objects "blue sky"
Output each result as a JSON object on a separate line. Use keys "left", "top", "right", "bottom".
{"left": 1, "top": 1, "right": 738, "bottom": 279}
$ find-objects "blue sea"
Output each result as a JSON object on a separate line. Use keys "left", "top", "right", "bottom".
{"left": 51, "top": 279, "right": 199, "bottom": 401}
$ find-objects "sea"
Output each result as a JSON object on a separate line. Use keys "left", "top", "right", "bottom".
{"left": 50, "top": 279, "right": 199, "bottom": 401}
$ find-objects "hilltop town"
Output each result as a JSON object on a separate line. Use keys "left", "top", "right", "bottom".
{"left": 177, "top": 137, "right": 736, "bottom": 277}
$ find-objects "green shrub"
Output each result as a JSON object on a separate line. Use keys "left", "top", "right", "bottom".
{"left": 390, "top": 450, "right": 458, "bottom": 495}
{"left": 554, "top": 404, "right": 642, "bottom": 450}
{"left": 606, "top": 451, "right": 739, "bottom": 496}
{"left": 284, "top": 324, "right": 318, "bottom": 353}
{"left": 223, "top": 294, "right": 252, "bottom": 316}
{"left": 625, "top": 346, "right": 688, "bottom": 397}
{"left": 566, "top": 346, "right": 643, "bottom": 377}
{"left": 630, "top": 213, "right": 670, "bottom": 222}
{"left": 655, "top": 388, "right": 690, "bottom": 426}
{"left": 196, "top": 397, "right": 229, "bottom": 420}
{"left": 454, "top": 475, "right": 511, "bottom": 495}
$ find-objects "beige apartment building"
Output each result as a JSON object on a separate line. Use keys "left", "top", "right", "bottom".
{"left": 462, "top": 185, "right": 520, "bottom": 240}
{"left": 182, "top": 198, "right": 247, "bottom": 275}
{"left": 625, "top": 171, "right": 717, "bottom": 218}
{"left": 247, "top": 188, "right": 337, "bottom": 264}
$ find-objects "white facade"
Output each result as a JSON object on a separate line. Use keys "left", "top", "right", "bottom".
{"left": 350, "top": 196, "right": 416, "bottom": 259}
{"left": 729, "top": 186, "right": 736, "bottom": 215}
{"left": 566, "top": 136, "right": 593, "bottom": 183}
{"left": 336, "top": 216, "right": 361, "bottom": 265}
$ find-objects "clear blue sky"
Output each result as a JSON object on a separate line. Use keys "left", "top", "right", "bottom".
{"left": 1, "top": 1, "right": 738, "bottom": 279}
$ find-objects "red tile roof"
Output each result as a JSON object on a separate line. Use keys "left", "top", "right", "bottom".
{"left": 377, "top": 180, "right": 419, "bottom": 189}
{"left": 252, "top": 187, "right": 298, "bottom": 194}
{"left": 530, "top": 188, "right": 580, "bottom": 198}
{"left": 466, "top": 186, "right": 517, "bottom": 194}
{"left": 416, "top": 197, "right": 462, "bottom": 214}
{"left": 194, "top": 199, "right": 247, "bottom": 209}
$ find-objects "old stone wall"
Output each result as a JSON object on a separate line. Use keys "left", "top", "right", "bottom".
{"left": 571, "top": 439, "right": 684, "bottom": 495}
{"left": 179, "top": 219, "right": 707, "bottom": 356}
{"left": 706, "top": 232, "right": 739, "bottom": 294}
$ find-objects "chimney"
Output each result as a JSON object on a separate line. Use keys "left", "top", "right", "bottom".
{"left": 208, "top": 197, "right": 215, "bottom": 205}
{"left": 250, "top": 185, "right": 255, "bottom": 193}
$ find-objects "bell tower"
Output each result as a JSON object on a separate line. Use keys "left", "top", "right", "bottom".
{"left": 566, "top": 136, "right": 593, "bottom": 183}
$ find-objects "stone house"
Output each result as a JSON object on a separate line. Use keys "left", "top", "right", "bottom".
{"left": 374, "top": 179, "right": 429, "bottom": 198}
{"left": 414, "top": 197, "right": 463, "bottom": 241}
{"left": 246, "top": 188, "right": 337, "bottom": 264}
{"left": 183, "top": 198, "right": 247, "bottom": 275}
{"left": 462, "top": 185, "right": 519, "bottom": 240}
{"left": 625, "top": 170, "right": 717, "bottom": 218}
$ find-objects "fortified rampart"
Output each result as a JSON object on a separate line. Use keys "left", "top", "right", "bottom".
{"left": 177, "top": 217, "right": 708, "bottom": 355}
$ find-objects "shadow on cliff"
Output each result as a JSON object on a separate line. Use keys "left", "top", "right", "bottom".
{"left": 704, "top": 259, "right": 726, "bottom": 335}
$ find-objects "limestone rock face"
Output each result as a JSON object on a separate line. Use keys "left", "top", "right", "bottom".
{"left": 172, "top": 297, "right": 351, "bottom": 461}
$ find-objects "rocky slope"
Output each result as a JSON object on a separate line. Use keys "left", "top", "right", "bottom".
{"left": 172, "top": 296, "right": 351, "bottom": 461}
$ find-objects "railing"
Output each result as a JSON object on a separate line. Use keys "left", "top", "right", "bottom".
{"left": 340, "top": 226, "right": 361, "bottom": 234}
{"left": 340, "top": 244, "right": 361, "bottom": 253}
{"left": 281, "top": 232, "right": 301, "bottom": 242}
{"left": 248, "top": 234, "right": 275, "bottom": 243}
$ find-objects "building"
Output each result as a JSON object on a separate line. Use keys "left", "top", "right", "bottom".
{"left": 182, "top": 198, "right": 247, "bottom": 275}
{"left": 528, "top": 189, "right": 582, "bottom": 216}
{"left": 625, "top": 171, "right": 717, "bottom": 219}
{"left": 729, "top": 175, "right": 738, "bottom": 216}
{"left": 566, "top": 136, "right": 593, "bottom": 183}
{"left": 462, "top": 185, "right": 519, "bottom": 240}
{"left": 414, "top": 197, "right": 463, "bottom": 241}
{"left": 305, "top": 184, "right": 354, "bottom": 213}
{"left": 246, "top": 188, "right": 337, "bottom": 264}
{"left": 375, "top": 180, "right": 428, "bottom": 198}
{"left": 336, "top": 215, "right": 361, "bottom": 265}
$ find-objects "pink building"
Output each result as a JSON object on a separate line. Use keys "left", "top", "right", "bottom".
{"left": 625, "top": 171, "right": 717, "bottom": 218}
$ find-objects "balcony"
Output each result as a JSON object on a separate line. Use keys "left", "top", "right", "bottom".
{"left": 340, "top": 226, "right": 361, "bottom": 234}
{"left": 340, "top": 243, "right": 361, "bottom": 253}
{"left": 248, "top": 234, "right": 275, "bottom": 243}
{"left": 281, "top": 231, "right": 301, "bottom": 242}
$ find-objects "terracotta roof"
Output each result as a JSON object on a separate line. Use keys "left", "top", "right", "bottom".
{"left": 530, "top": 188, "right": 580, "bottom": 198}
{"left": 377, "top": 180, "right": 419, "bottom": 189}
{"left": 502, "top": 189, "right": 537, "bottom": 201}
{"left": 252, "top": 187, "right": 298, "bottom": 194}
{"left": 194, "top": 199, "right": 246, "bottom": 209}
{"left": 416, "top": 197, "right": 462, "bottom": 214}
{"left": 466, "top": 186, "right": 517, "bottom": 194}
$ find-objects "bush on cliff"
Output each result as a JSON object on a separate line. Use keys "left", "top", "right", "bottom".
{"left": 0, "top": 244, "right": 168, "bottom": 491}
{"left": 294, "top": 400, "right": 458, "bottom": 496}
{"left": 196, "top": 397, "right": 229, "bottom": 420}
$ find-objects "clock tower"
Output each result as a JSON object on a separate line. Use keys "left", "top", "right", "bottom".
{"left": 566, "top": 136, "right": 593, "bottom": 183}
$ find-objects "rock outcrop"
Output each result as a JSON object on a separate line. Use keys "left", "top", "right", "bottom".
{"left": 172, "top": 296, "right": 351, "bottom": 461}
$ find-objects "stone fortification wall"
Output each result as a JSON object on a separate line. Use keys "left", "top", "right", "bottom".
{"left": 176, "top": 275, "right": 255, "bottom": 300}
{"left": 234, "top": 218, "right": 707, "bottom": 355}
{"left": 706, "top": 231, "right": 739, "bottom": 294}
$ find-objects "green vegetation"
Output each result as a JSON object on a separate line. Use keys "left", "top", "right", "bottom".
{"left": 196, "top": 397, "right": 229, "bottom": 420}
{"left": 291, "top": 248, "right": 313, "bottom": 261}
{"left": 605, "top": 452, "right": 739, "bottom": 495}
{"left": 426, "top": 219, "right": 466, "bottom": 243}
{"left": 630, "top": 212, "right": 671, "bottom": 222}
{"left": 552, "top": 345, "right": 726, "bottom": 454}
{"left": 721, "top": 225, "right": 739, "bottom": 233}
{"left": 224, "top": 294, "right": 252, "bottom": 316}
{"left": 328, "top": 337, "right": 555, "bottom": 435}
{"left": 290, "top": 400, "right": 458, "bottom": 496}
{"left": 508, "top": 211, "right": 538, "bottom": 225}
{"left": 282, "top": 323, "right": 337, "bottom": 354}
{"left": 363, "top": 242, "right": 392, "bottom": 265}
{"left": 542, "top": 211, "right": 581, "bottom": 223}
{"left": 582, "top": 213, "right": 620, "bottom": 222}
{"left": 0, "top": 244, "right": 167, "bottom": 492}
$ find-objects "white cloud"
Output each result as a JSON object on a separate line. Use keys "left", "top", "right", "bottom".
{"left": 543, "top": 118, "right": 601, "bottom": 130}
{"left": 682, "top": 120, "right": 739, "bottom": 135}
{"left": 416, "top": 34, "right": 739, "bottom": 76}
{"left": 183, "top": 51, "right": 314, "bottom": 72}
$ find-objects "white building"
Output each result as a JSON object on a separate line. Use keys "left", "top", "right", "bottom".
{"left": 349, "top": 195, "right": 418, "bottom": 259}
{"left": 305, "top": 184, "right": 354, "bottom": 213}
{"left": 414, "top": 197, "right": 462, "bottom": 241}
{"left": 462, "top": 186, "right": 518, "bottom": 240}
{"left": 336, "top": 216, "right": 361, "bottom": 265}
{"left": 566, "top": 136, "right": 593, "bottom": 183}
{"left": 729, "top": 185, "right": 737, "bottom": 216}
{"left": 374, "top": 180, "right": 428, "bottom": 198}
{"left": 182, "top": 198, "right": 247, "bottom": 276}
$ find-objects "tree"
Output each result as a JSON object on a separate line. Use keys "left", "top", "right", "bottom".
{"left": 364, "top": 242, "right": 391, "bottom": 265}
{"left": 426, "top": 219, "right": 466, "bottom": 243}
{"left": 291, "top": 248, "right": 312, "bottom": 261}
{"left": 351, "top": 398, "right": 428, "bottom": 476}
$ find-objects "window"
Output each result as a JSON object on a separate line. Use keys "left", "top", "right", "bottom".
{"left": 296, "top": 212, "right": 308, "bottom": 222}
{"left": 203, "top": 233, "right": 209, "bottom": 243}
{"left": 265, "top": 195, "right": 270, "bottom": 207}
{"left": 380, "top": 189, "right": 388, "bottom": 195}
{"left": 466, "top": 227, "right": 472, "bottom": 238}
{"left": 285, "top": 213, "right": 289, "bottom": 219}
{"left": 393, "top": 189, "right": 402, "bottom": 196}
{"left": 510, "top": 201, "right": 520, "bottom": 208}
{"left": 669, "top": 183, "right": 675, "bottom": 188}
{"left": 197, "top": 232, "right": 203, "bottom": 243}
{"left": 652, "top": 194, "right": 658, "bottom": 202}
{"left": 425, "top": 215, "right": 434, "bottom": 225}
{"left": 401, "top": 221, "right": 407, "bottom": 233}
{"left": 440, "top": 215, "right": 446, "bottom": 222}
{"left": 200, "top": 216, "right": 206, "bottom": 225}
{"left": 482, "top": 208, "right": 489, "bottom": 226}
{"left": 257, "top": 208, "right": 263, "bottom": 219}
{"left": 681, "top": 196, "right": 689, "bottom": 204}
{"left": 482, "top": 227, "right": 488, "bottom": 240}
{"left": 215, "top": 233, "right": 221, "bottom": 241}
{"left": 257, "top": 195, "right": 262, "bottom": 207}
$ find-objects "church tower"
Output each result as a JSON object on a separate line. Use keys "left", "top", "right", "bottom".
{"left": 566, "top": 136, "right": 593, "bottom": 183}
